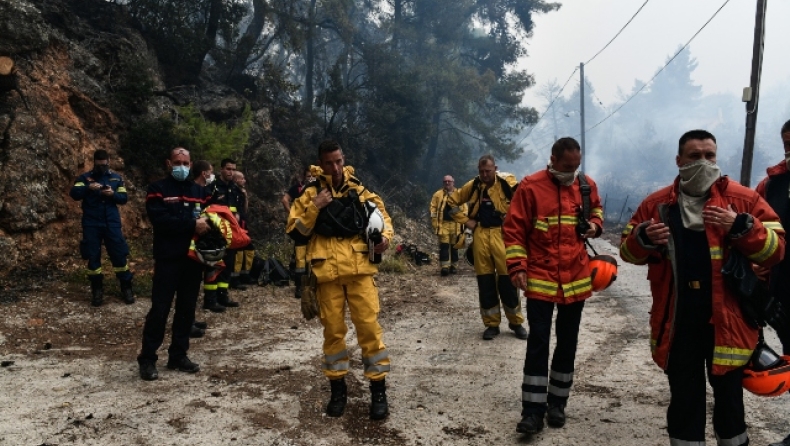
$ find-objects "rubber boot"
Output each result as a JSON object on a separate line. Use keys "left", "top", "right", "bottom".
{"left": 119, "top": 279, "right": 135, "bottom": 304}
{"left": 217, "top": 288, "right": 239, "bottom": 308}
{"left": 293, "top": 272, "right": 304, "bottom": 299}
{"left": 229, "top": 276, "right": 247, "bottom": 291}
{"left": 90, "top": 278, "right": 104, "bottom": 307}
{"left": 326, "top": 377, "right": 347, "bottom": 417}
{"left": 369, "top": 378, "right": 389, "bottom": 420}
{"left": 202, "top": 290, "right": 226, "bottom": 313}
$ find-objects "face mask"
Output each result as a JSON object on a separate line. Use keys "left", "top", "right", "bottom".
{"left": 172, "top": 165, "right": 190, "bottom": 181}
{"left": 785, "top": 152, "right": 790, "bottom": 170}
{"left": 548, "top": 164, "right": 577, "bottom": 187}
{"left": 207, "top": 174, "right": 215, "bottom": 183}
{"left": 678, "top": 159, "right": 720, "bottom": 197}
{"left": 94, "top": 164, "right": 109, "bottom": 176}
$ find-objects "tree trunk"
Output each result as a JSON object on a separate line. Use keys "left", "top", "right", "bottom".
{"left": 424, "top": 108, "right": 442, "bottom": 176}
{"left": 302, "top": 0, "right": 317, "bottom": 112}
{"left": 392, "top": 0, "right": 401, "bottom": 50}
{"left": 231, "top": 0, "right": 267, "bottom": 78}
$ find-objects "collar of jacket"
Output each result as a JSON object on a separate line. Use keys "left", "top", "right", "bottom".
{"left": 668, "top": 175, "right": 729, "bottom": 205}
{"left": 766, "top": 160, "right": 788, "bottom": 177}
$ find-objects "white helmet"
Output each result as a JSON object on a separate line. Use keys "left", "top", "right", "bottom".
{"left": 366, "top": 202, "right": 385, "bottom": 237}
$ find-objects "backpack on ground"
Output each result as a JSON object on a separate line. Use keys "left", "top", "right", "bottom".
{"left": 259, "top": 257, "right": 291, "bottom": 287}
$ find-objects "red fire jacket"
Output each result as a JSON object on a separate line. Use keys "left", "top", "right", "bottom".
{"left": 503, "top": 169, "right": 604, "bottom": 303}
{"left": 620, "top": 176, "right": 785, "bottom": 375}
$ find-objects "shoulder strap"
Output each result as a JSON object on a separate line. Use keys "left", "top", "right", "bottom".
{"left": 577, "top": 172, "right": 591, "bottom": 220}
{"left": 496, "top": 175, "right": 515, "bottom": 201}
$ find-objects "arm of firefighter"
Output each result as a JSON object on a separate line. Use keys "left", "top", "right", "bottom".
{"left": 728, "top": 197, "right": 785, "bottom": 269}
{"left": 69, "top": 174, "right": 88, "bottom": 201}
{"left": 588, "top": 178, "right": 604, "bottom": 237}
{"left": 619, "top": 204, "right": 662, "bottom": 265}
{"left": 145, "top": 183, "right": 196, "bottom": 236}
{"left": 429, "top": 191, "right": 440, "bottom": 230}
{"left": 286, "top": 187, "right": 319, "bottom": 237}
{"left": 112, "top": 176, "right": 128, "bottom": 205}
{"left": 502, "top": 179, "right": 531, "bottom": 277}
{"left": 447, "top": 180, "right": 474, "bottom": 225}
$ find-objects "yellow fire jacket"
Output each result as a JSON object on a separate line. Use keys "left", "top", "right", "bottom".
{"left": 447, "top": 172, "right": 518, "bottom": 225}
{"left": 286, "top": 166, "right": 394, "bottom": 284}
{"left": 430, "top": 188, "right": 466, "bottom": 234}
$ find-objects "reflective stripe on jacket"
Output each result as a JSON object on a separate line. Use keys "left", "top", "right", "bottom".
{"left": 69, "top": 170, "right": 128, "bottom": 227}
{"left": 620, "top": 176, "right": 785, "bottom": 375}
{"left": 286, "top": 166, "right": 395, "bottom": 284}
{"left": 146, "top": 176, "right": 211, "bottom": 260}
{"left": 503, "top": 169, "right": 604, "bottom": 303}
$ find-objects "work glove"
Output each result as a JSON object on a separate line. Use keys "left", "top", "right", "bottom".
{"left": 300, "top": 272, "right": 319, "bottom": 320}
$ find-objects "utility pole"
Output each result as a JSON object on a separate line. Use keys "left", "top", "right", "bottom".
{"left": 740, "top": 0, "right": 767, "bottom": 187}
{"left": 580, "top": 62, "right": 586, "bottom": 172}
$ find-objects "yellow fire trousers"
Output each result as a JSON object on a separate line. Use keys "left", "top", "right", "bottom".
{"left": 473, "top": 226, "right": 524, "bottom": 327}
{"left": 317, "top": 275, "right": 390, "bottom": 381}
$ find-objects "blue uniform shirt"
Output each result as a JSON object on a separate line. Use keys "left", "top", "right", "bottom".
{"left": 69, "top": 169, "right": 128, "bottom": 227}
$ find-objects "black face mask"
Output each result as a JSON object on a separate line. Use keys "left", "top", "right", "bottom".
{"left": 94, "top": 164, "right": 109, "bottom": 176}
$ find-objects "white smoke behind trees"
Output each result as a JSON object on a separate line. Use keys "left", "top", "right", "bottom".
{"left": 502, "top": 46, "right": 790, "bottom": 227}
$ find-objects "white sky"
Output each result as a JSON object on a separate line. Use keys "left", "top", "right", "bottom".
{"left": 521, "top": 0, "right": 790, "bottom": 107}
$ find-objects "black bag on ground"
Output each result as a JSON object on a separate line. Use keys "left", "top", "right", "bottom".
{"left": 250, "top": 255, "right": 267, "bottom": 285}
{"left": 403, "top": 244, "right": 430, "bottom": 266}
{"left": 259, "top": 257, "right": 291, "bottom": 287}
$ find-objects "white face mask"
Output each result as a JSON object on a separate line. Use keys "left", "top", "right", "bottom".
{"left": 548, "top": 164, "right": 578, "bottom": 187}
{"left": 207, "top": 173, "right": 215, "bottom": 183}
{"left": 784, "top": 152, "right": 790, "bottom": 170}
{"left": 678, "top": 160, "right": 721, "bottom": 197}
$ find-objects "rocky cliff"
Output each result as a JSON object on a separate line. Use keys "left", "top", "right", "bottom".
{"left": 0, "top": 0, "right": 294, "bottom": 275}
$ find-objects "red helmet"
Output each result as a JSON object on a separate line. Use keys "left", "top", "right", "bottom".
{"left": 743, "top": 342, "right": 790, "bottom": 397}
{"left": 589, "top": 255, "right": 618, "bottom": 292}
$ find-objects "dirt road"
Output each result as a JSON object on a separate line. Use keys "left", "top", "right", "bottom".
{"left": 1, "top": 239, "right": 789, "bottom": 445}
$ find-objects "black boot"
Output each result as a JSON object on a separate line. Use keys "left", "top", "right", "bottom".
{"left": 217, "top": 289, "right": 240, "bottom": 308}
{"left": 229, "top": 277, "right": 247, "bottom": 291}
{"left": 326, "top": 378, "right": 347, "bottom": 417}
{"left": 293, "top": 272, "right": 304, "bottom": 299}
{"left": 90, "top": 279, "right": 104, "bottom": 307}
{"left": 369, "top": 378, "right": 389, "bottom": 420}
{"left": 202, "top": 290, "right": 226, "bottom": 313}
{"left": 119, "top": 279, "right": 135, "bottom": 304}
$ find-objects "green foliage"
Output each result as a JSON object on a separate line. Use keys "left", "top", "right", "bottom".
{"left": 377, "top": 254, "right": 407, "bottom": 274}
{"left": 121, "top": 104, "right": 252, "bottom": 180}
{"left": 255, "top": 236, "right": 293, "bottom": 265}
{"left": 121, "top": 116, "right": 187, "bottom": 181}
{"left": 108, "top": 50, "right": 155, "bottom": 114}
{"left": 173, "top": 104, "right": 252, "bottom": 165}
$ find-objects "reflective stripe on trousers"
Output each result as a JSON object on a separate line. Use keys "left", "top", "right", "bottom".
{"left": 317, "top": 275, "right": 390, "bottom": 381}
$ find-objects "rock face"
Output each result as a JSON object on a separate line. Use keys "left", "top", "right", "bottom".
{"left": 0, "top": 0, "right": 294, "bottom": 275}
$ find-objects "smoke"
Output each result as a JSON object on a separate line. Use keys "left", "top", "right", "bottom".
{"left": 502, "top": 47, "right": 790, "bottom": 227}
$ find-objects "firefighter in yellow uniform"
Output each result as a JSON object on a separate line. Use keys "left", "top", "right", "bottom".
{"left": 430, "top": 175, "right": 466, "bottom": 276}
{"left": 287, "top": 140, "right": 394, "bottom": 421}
{"left": 448, "top": 154, "right": 527, "bottom": 341}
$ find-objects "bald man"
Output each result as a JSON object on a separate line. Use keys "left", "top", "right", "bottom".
{"left": 430, "top": 175, "right": 466, "bottom": 276}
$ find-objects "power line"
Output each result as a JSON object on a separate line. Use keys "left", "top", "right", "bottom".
{"left": 518, "top": 0, "right": 649, "bottom": 147}
{"left": 584, "top": 0, "right": 651, "bottom": 66}
{"left": 577, "top": 0, "right": 732, "bottom": 136}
